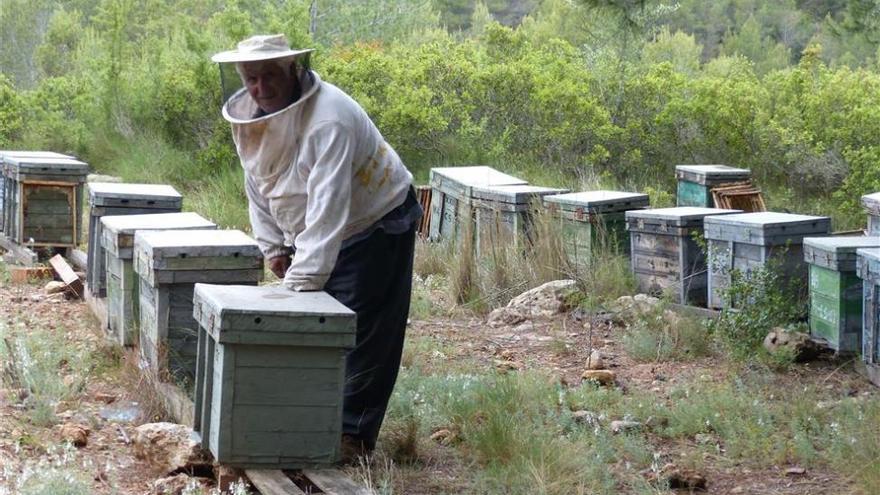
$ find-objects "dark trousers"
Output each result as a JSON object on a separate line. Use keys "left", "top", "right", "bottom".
{"left": 323, "top": 221, "right": 417, "bottom": 449}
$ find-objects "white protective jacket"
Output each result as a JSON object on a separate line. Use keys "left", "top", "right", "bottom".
{"left": 222, "top": 71, "right": 413, "bottom": 291}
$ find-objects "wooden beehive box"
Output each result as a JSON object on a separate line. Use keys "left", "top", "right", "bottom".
{"left": 428, "top": 166, "right": 527, "bottom": 244}
{"left": 101, "top": 212, "right": 217, "bottom": 346}
{"left": 543, "top": 190, "right": 650, "bottom": 268}
{"left": 87, "top": 183, "right": 183, "bottom": 298}
{"left": 134, "top": 229, "right": 263, "bottom": 387}
{"left": 191, "top": 284, "right": 356, "bottom": 468}
{"left": 856, "top": 248, "right": 880, "bottom": 387}
{"left": 0, "top": 151, "right": 74, "bottom": 235}
{"left": 704, "top": 212, "right": 831, "bottom": 309}
{"left": 804, "top": 236, "right": 880, "bottom": 354}
{"left": 3, "top": 155, "right": 89, "bottom": 247}
{"left": 626, "top": 207, "right": 741, "bottom": 306}
{"left": 861, "top": 192, "right": 880, "bottom": 235}
{"left": 676, "top": 165, "right": 751, "bottom": 208}
{"left": 470, "top": 184, "right": 569, "bottom": 255}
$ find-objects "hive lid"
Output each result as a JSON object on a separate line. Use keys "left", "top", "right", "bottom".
{"left": 4, "top": 156, "right": 89, "bottom": 176}
{"left": 429, "top": 166, "right": 527, "bottom": 188}
{"left": 625, "top": 207, "right": 742, "bottom": 228}
{"left": 192, "top": 284, "right": 356, "bottom": 344}
{"left": 675, "top": 165, "right": 750, "bottom": 184}
{"left": 134, "top": 229, "right": 261, "bottom": 266}
{"left": 543, "top": 190, "right": 649, "bottom": 213}
{"left": 471, "top": 184, "right": 570, "bottom": 204}
{"left": 858, "top": 247, "right": 880, "bottom": 263}
{"left": 804, "top": 236, "right": 880, "bottom": 271}
{"left": 101, "top": 212, "right": 217, "bottom": 258}
{"left": 703, "top": 212, "right": 831, "bottom": 245}
{"left": 862, "top": 192, "right": 880, "bottom": 216}
{"left": 0, "top": 151, "right": 74, "bottom": 160}
{"left": 89, "top": 183, "right": 182, "bottom": 207}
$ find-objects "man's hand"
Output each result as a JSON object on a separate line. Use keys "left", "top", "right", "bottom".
{"left": 268, "top": 255, "right": 291, "bottom": 279}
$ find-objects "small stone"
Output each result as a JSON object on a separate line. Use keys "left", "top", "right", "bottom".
{"left": 59, "top": 423, "right": 90, "bottom": 447}
{"left": 785, "top": 467, "right": 806, "bottom": 476}
{"left": 44, "top": 281, "right": 66, "bottom": 294}
{"left": 571, "top": 410, "right": 600, "bottom": 426}
{"left": 494, "top": 360, "right": 521, "bottom": 373}
{"left": 763, "top": 328, "right": 822, "bottom": 362}
{"left": 584, "top": 350, "right": 604, "bottom": 370}
{"left": 429, "top": 428, "right": 456, "bottom": 445}
{"left": 694, "top": 433, "right": 715, "bottom": 445}
{"left": 645, "top": 416, "right": 669, "bottom": 429}
{"left": 133, "top": 423, "right": 211, "bottom": 475}
{"left": 659, "top": 463, "right": 707, "bottom": 491}
{"left": 499, "top": 349, "right": 515, "bottom": 360}
{"left": 581, "top": 369, "right": 615, "bottom": 386}
{"left": 94, "top": 392, "right": 116, "bottom": 404}
{"left": 152, "top": 473, "right": 212, "bottom": 495}
{"left": 610, "top": 420, "right": 642, "bottom": 434}
{"left": 731, "top": 487, "right": 745, "bottom": 494}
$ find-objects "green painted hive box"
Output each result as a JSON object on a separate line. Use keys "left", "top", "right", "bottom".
{"left": 0, "top": 151, "right": 74, "bottom": 235}
{"left": 856, "top": 248, "right": 880, "bottom": 387}
{"left": 626, "top": 207, "right": 741, "bottom": 306}
{"left": 543, "top": 190, "right": 650, "bottom": 269}
{"left": 87, "top": 183, "right": 183, "bottom": 298}
{"left": 705, "top": 212, "right": 831, "bottom": 309}
{"left": 804, "top": 237, "right": 879, "bottom": 354}
{"left": 675, "top": 165, "right": 750, "bottom": 208}
{"left": 470, "top": 184, "right": 569, "bottom": 255}
{"left": 191, "top": 284, "right": 356, "bottom": 469}
{"left": 861, "top": 193, "right": 880, "bottom": 236}
{"left": 134, "top": 229, "right": 264, "bottom": 388}
{"left": 3, "top": 155, "right": 89, "bottom": 247}
{"left": 428, "top": 166, "right": 527, "bottom": 245}
{"left": 101, "top": 212, "right": 217, "bottom": 347}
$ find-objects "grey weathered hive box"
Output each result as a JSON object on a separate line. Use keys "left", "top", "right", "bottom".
{"left": 2, "top": 155, "right": 89, "bottom": 247}
{"left": 0, "top": 151, "right": 74, "bottom": 235}
{"left": 191, "top": 284, "right": 356, "bottom": 468}
{"left": 856, "top": 248, "right": 880, "bottom": 387}
{"left": 704, "top": 212, "right": 831, "bottom": 309}
{"left": 804, "top": 236, "right": 879, "bottom": 354}
{"left": 134, "top": 229, "right": 264, "bottom": 386}
{"left": 428, "top": 166, "right": 527, "bottom": 244}
{"left": 87, "top": 183, "right": 183, "bottom": 298}
{"left": 626, "top": 207, "right": 741, "bottom": 306}
{"left": 861, "top": 192, "right": 880, "bottom": 235}
{"left": 101, "top": 212, "right": 217, "bottom": 346}
{"left": 543, "top": 190, "right": 650, "bottom": 267}
{"left": 470, "top": 184, "right": 569, "bottom": 254}
{"left": 676, "top": 165, "right": 750, "bottom": 208}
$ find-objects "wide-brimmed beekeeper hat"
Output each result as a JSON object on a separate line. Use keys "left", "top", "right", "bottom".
{"left": 211, "top": 34, "right": 314, "bottom": 63}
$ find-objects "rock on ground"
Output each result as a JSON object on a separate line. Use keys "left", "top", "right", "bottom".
{"left": 44, "top": 281, "right": 67, "bottom": 295}
{"left": 763, "top": 328, "right": 822, "bottom": 362}
{"left": 133, "top": 422, "right": 211, "bottom": 475}
{"left": 611, "top": 420, "right": 642, "bottom": 434}
{"left": 581, "top": 369, "right": 615, "bottom": 386}
{"left": 152, "top": 473, "right": 213, "bottom": 495}
{"left": 488, "top": 280, "right": 580, "bottom": 326}
{"left": 58, "top": 423, "right": 90, "bottom": 447}
{"left": 584, "top": 349, "right": 604, "bottom": 370}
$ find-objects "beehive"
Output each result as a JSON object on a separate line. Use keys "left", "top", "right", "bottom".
{"left": 704, "top": 212, "right": 831, "bottom": 309}
{"left": 191, "top": 284, "right": 356, "bottom": 468}
{"left": 861, "top": 193, "right": 880, "bottom": 235}
{"left": 0, "top": 151, "right": 74, "bottom": 234}
{"left": 626, "top": 207, "right": 741, "bottom": 306}
{"left": 2, "top": 155, "right": 89, "bottom": 247}
{"left": 676, "top": 165, "right": 751, "bottom": 208}
{"left": 428, "top": 166, "right": 527, "bottom": 244}
{"left": 87, "top": 183, "right": 183, "bottom": 298}
{"left": 101, "top": 212, "right": 217, "bottom": 346}
{"left": 134, "top": 229, "right": 263, "bottom": 387}
{"left": 856, "top": 248, "right": 880, "bottom": 387}
{"left": 543, "top": 190, "right": 650, "bottom": 268}
{"left": 804, "top": 236, "right": 879, "bottom": 354}
{"left": 470, "top": 184, "right": 569, "bottom": 255}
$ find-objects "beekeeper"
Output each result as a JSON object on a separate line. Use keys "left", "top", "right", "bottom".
{"left": 212, "top": 34, "right": 422, "bottom": 461}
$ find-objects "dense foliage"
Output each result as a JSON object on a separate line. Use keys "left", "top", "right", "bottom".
{"left": 1, "top": 0, "right": 879, "bottom": 228}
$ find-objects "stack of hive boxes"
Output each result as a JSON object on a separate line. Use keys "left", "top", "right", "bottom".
{"left": 676, "top": 165, "right": 750, "bottom": 208}
{"left": 134, "top": 229, "right": 263, "bottom": 387}
{"left": 1, "top": 154, "right": 89, "bottom": 248}
{"left": 87, "top": 183, "right": 182, "bottom": 297}
{"left": 192, "top": 284, "right": 355, "bottom": 468}
{"left": 101, "top": 212, "right": 217, "bottom": 346}
{"left": 470, "top": 184, "right": 569, "bottom": 255}
{"left": 0, "top": 151, "right": 75, "bottom": 235}
{"left": 704, "top": 212, "right": 831, "bottom": 309}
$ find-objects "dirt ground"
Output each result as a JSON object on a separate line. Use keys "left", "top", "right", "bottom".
{"left": 0, "top": 278, "right": 876, "bottom": 494}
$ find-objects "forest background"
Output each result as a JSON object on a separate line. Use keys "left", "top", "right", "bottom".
{"left": 1, "top": 0, "right": 880, "bottom": 232}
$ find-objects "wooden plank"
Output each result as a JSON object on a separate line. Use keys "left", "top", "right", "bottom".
{"left": 246, "top": 470, "right": 306, "bottom": 495}
{"left": 66, "top": 248, "right": 88, "bottom": 272}
{"left": 302, "top": 469, "right": 373, "bottom": 495}
{"left": 0, "top": 232, "right": 38, "bottom": 265}
{"left": 49, "top": 254, "right": 83, "bottom": 298}
{"left": 85, "top": 288, "right": 110, "bottom": 338}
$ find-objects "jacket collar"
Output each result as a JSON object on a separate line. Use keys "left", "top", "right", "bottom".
{"left": 222, "top": 70, "right": 321, "bottom": 125}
